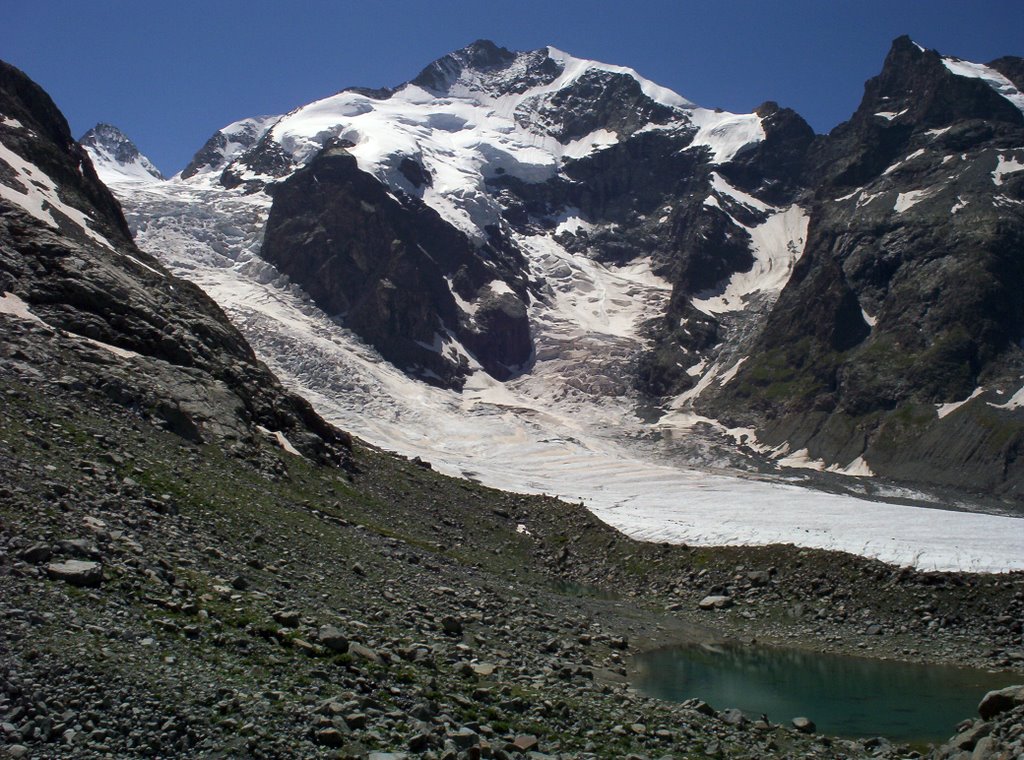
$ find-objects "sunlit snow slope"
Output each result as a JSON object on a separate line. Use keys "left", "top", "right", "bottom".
{"left": 217, "top": 44, "right": 762, "bottom": 240}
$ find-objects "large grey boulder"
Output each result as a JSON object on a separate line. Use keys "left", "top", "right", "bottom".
{"left": 47, "top": 560, "right": 103, "bottom": 587}
{"left": 978, "top": 685, "right": 1024, "bottom": 720}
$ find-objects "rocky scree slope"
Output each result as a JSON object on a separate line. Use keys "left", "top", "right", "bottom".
{"left": 1, "top": 244, "right": 1022, "bottom": 758}
{"left": 0, "top": 60, "right": 349, "bottom": 465}
{"left": 5, "top": 328, "right": 1022, "bottom": 759}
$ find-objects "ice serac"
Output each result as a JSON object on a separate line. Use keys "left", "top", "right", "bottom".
{"left": 80, "top": 123, "right": 164, "bottom": 183}
{"left": 705, "top": 36, "right": 1024, "bottom": 499}
{"left": 0, "top": 59, "right": 349, "bottom": 465}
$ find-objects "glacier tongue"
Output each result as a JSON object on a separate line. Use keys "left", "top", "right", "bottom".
{"left": 100, "top": 171, "right": 1024, "bottom": 574}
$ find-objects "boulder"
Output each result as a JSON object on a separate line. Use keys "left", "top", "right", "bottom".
{"left": 46, "top": 560, "right": 102, "bottom": 588}
{"left": 317, "top": 625, "right": 349, "bottom": 653}
{"left": 447, "top": 727, "right": 479, "bottom": 749}
{"left": 978, "top": 685, "right": 1024, "bottom": 720}
{"left": 719, "top": 708, "right": 747, "bottom": 726}
{"left": 347, "top": 642, "right": 380, "bottom": 663}
{"left": 747, "top": 570, "right": 771, "bottom": 586}
{"left": 791, "top": 716, "right": 816, "bottom": 734}
{"left": 18, "top": 543, "right": 51, "bottom": 564}
{"left": 950, "top": 720, "right": 991, "bottom": 751}
{"left": 440, "top": 615, "right": 464, "bottom": 635}
{"left": 698, "top": 595, "right": 733, "bottom": 610}
{"left": 272, "top": 609, "right": 301, "bottom": 628}
{"left": 314, "top": 728, "right": 346, "bottom": 747}
{"left": 471, "top": 661, "right": 496, "bottom": 677}
{"left": 511, "top": 734, "right": 539, "bottom": 752}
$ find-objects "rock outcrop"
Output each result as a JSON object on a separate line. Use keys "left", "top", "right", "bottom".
{"left": 0, "top": 60, "right": 350, "bottom": 464}
{"left": 707, "top": 37, "right": 1024, "bottom": 498}
{"left": 260, "top": 143, "right": 533, "bottom": 387}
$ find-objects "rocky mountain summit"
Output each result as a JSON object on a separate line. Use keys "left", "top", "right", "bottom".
{"left": 708, "top": 37, "right": 1024, "bottom": 499}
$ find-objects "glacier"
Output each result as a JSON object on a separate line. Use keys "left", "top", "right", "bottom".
{"left": 88, "top": 42, "right": 1024, "bottom": 574}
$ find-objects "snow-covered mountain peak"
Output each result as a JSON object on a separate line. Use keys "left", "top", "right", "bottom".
{"left": 410, "top": 39, "right": 693, "bottom": 112}
{"left": 543, "top": 46, "right": 694, "bottom": 110}
{"left": 80, "top": 123, "right": 163, "bottom": 183}
{"left": 410, "top": 39, "right": 556, "bottom": 97}
{"left": 184, "top": 42, "right": 765, "bottom": 239}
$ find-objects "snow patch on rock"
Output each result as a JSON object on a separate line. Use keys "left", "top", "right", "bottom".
{"left": 936, "top": 387, "right": 984, "bottom": 419}
{"left": 992, "top": 153, "right": 1024, "bottom": 186}
{"left": 0, "top": 142, "right": 115, "bottom": 249}
{"left": 693, "top": 201, "right": 808, "bottom": 315}
{"left": 942, "top": 57, "right": 1024, "bottom": 114}
{"left": 0, "top": 291, "right": 44, "bottom": 324}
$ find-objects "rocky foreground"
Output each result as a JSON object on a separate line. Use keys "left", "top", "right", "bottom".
{"left": 1, "top": 314, "right": 1023, "bottom": 759}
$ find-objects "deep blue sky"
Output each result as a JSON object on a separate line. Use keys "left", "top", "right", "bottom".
{"left": 4, "top": 1, "right": 1023, "bottom": 175}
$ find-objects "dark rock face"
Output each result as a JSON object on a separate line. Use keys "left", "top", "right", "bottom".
{"left": 517, "top": 68, "right": 677, "bottom": 143}
{"left": 809, "top": 36, "right": 1023, "bottom": 192}
{"left": 718, "top": 101, "right": 815, "bottom": 204}
{"left": 706, "top": 38, "right": 1024, "bottom": 498}
{"left": 412, "top": 40, "right": 559, "bottom": 96}
{"left": 463, "top": 291, "right": 532, "bottom": 380}
{"left": 0, "top": 62, "right": 135, "bottom": 251}
{"left": 219, "top": 136, "right": 292, "bottom": 192}
{"left": 260, "top": 145, "right": 533, "bottom": 387}
{"left": 180, "top": 116, "right": 278, "bottom": 180}
{"left": 989, "top": 56, "right": 1024, "bottom": 90}
{"left": 0, "top": 60, "right": 349, "bottom": 464}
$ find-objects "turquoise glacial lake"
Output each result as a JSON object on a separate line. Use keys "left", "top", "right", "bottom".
{"left": 632, "top": 643, "right": 1019, "bottom": 744}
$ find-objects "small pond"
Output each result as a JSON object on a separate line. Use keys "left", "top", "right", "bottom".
{"left": 632, "top": 643, "right": 1019, "bottom": 744}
